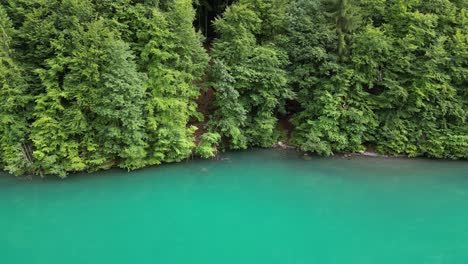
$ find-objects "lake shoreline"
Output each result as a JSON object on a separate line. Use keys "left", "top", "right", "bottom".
{"left": 2, "top": 145, "right": 466, "bottom": 180}
{"left": 272, "top": 141, "right": 409, "bottom": 159}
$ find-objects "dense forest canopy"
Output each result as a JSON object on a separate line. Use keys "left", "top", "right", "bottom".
{"left": 0, "top": 0, "right": 466, "bottom": 177}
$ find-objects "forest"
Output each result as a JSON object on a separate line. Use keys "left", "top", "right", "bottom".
{"left": 0, "top": 0, "right": 466, "bottom": 177}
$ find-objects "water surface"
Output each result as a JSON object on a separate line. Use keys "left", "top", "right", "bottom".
{"left": 1, "top": 149, "right": 468, "bottom": 263}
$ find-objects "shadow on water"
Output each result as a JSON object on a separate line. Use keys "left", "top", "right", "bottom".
{"left": 1, "top": 148, "right": 467, "bottom": 185}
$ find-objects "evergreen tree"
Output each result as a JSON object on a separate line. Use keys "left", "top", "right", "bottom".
{"left": 210, "top": 0, "right": 292, "bottom": 149}
{"left": 68, "top": 20, "right": 147, "bottom": 171}
{"left": 123, "top": 0, "right": 208, "bottom": 165}
{"left": 195, "top": 132, "right": 221, "bottom": 158}
{"left": 30, "top": 2, "right": 147, "bottom": 176}
{"left": 208, "top": 60, "right": 247, "bottom": 149}
{"left": 0, "top": 5, "right": 32, "bottom": 175}
{"left": 287, "top": 0, "right": 467, "bottom": 158}
{"left": 0, "top": 0, "right": 466, "bottom": 177}
{"left": 324, "top": 0, "right": 362, "bottom": 61}
{"left": 287, "top": 0, "right": 375, "bottom": 155}
{"left": 368, "top": 0, "right": 467, "bottom": 158}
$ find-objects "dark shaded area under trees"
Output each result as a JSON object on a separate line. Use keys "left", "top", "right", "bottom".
{"left": 0, "top": 0, "right": 466, "bottom": 178}
{"left": 194, "top": 0, "right": 235, "bottom": 42}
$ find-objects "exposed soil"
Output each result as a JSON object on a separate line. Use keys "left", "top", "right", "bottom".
{"left": 277, "top": 115, "right": 294, "bottom": 142}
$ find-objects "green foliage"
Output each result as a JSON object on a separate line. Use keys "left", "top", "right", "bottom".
{"left": 209, "top": 0, "right": 292, "bottom": 149}
{"left": 287, "top": 0, "right": 467, "bottom": 158}
{"left": 0, "top": 5, "right": 32, "bottom": 175}
{"left": 0, "top": 0, "right": 466, "bottom": 177}
{"left": 195, "top": 132, "right": 221, "bottom": 158}
{"left": 366, "top": 0, "right": 467, "bottom": 158}
{"left": 134, "top": 0, "right": 209, "bottom": 165}
{"left": 285, "top": 0, "right": 468, "bottom": 158}
{"left": 324, "top": 0, "right": 362, "bottom": 61}
{"left": 208, "top": 60, "right": 247, "bottom": 149}
{"left": 31, "top": 17, "right": 148, "bottom": 177}
{"left": 76, "top": 21, "right": 147, "bottom": 171}
{"left": 0, "top": 0, "right": 208, "bottom": 177}
{"left": 287, "top": 0, "right": 375, "bottom": 155}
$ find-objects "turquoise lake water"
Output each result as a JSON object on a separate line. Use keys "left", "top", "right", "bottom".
{"left": 1, "top": 149, "right": 468, "bottom": 263}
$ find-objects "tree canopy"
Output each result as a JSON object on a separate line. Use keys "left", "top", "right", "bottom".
{"left": 0, "top": 0, "right": 466, "bottom": 177}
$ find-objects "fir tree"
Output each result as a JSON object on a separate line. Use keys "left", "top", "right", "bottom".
{"left": 210, "top": 0, "right": 292, "bottom": 149}
{"left": 127, "top": 0, "right": 208, "bottom": 165}
{"left": 0, "top": 5, "right": 32, "bottom": 175}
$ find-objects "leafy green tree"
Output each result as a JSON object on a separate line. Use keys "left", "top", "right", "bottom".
{"left": 1, "top": 0, "right": 467, "bottom": 177}
{"left": 0, "top": 6, "right": 32, "bottom": 175}
{"left": 210, "top": 0, "right": 292, "bottom": 149}
{"left": 68, "top": 20, "right": 147, "bottom": 171}
{"left": 124, "top": 0, "right": 208, "bottom": 165}
{"left": 287, "top": 0, "right": 467, "bottom": 158}
{"left": 324, "top": 0, "right": 362, "bottom": 61}
{"left": 195, "top": 132, "right": 221, "bottom": 158}
{"left": 287, "top": 0, "right": 375, "bottom": 155}
{"left": 207, "top": 60, "right": 247, "bottom": 149}
{"left": 367, "top": 0, "right": 467, "bottom": 158}
{"left": 31, "top": 7, "right": 147, "bottom": 176}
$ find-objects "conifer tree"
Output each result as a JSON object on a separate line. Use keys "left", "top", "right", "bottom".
{"left": 0, "top": 6, "right": 32, "bottom": 175}
{"left": 210, "top": 0, "right": 292, "bottom": 149}
{"left": 67, "top": 20, "right": 147, "bottom": 171}
{"left": 367, "top": 0, "right": 467, "bottom": 158}
{"left": 0, "top": 0, "right": 467, "bottom": 177}
{"left": 120, "top": 0, "right": 208, "bottom": 165}
{"left": 287, "top": 0, "right": 375, "bottom": 155}
{"left": 30, "top": 1, "right": 147, "bottom": 176}
{"left": 324, "top": 0, "right": 362, "bottom": 61}
{"left": 208, "top": 60, "right": 247, "bottom": 149}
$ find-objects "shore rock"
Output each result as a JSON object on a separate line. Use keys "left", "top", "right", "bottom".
{"left": 273, "top": 141, "right": 295, "bottom": 150}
